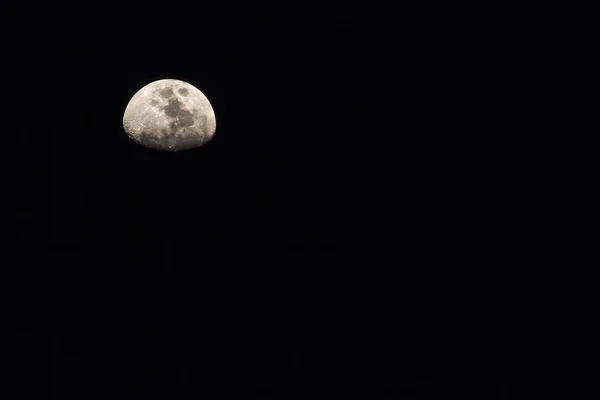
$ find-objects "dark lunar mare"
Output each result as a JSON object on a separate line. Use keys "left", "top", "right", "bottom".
{"left": 163, "top": 98, "right": 183, "bottom": 118}
{"left": 158, "top": 88, "right": 174, "bottom": 98}
{"left": 163, "top": 98, "right": 196, "bottom": 133}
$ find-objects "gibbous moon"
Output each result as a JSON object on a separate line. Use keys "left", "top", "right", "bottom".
{"left": 123, "top": 79, "right": 216, "bottom": 151}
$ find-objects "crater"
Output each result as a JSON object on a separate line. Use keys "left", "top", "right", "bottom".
{"left": 163, "top": 128, "right": 176, "bottom": 138}
{"left": 178, "top": 88, "right": 189, "bottom": 96}
{"left": 169, "top": 121, "right": 179, "bottom": 132}
{"left": 198, "top": 115, "right": 208, "bottom": 127}
{"left": 138, "top": 131, "right": 161, "bottom": 147}
{"left": 176, "top": 133, "right": 201, "bottom": 150}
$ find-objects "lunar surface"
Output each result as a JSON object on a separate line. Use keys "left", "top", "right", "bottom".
{"left": 123, "top": 79, "right": 216, "bottom": 151}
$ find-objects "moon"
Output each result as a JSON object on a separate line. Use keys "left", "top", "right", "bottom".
{"left": 123, "top": 79, "right": 216, "bottom": 151}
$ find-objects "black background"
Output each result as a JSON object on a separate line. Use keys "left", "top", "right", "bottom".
{"left": 6, "top": 1, "right": 510, "bottom": 399}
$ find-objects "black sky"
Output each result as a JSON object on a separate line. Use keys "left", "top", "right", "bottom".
{"left": 6, "top": 1, "right": 510, "bottom": 399}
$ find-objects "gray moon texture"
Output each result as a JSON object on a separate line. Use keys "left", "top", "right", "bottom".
{"left": 123, "top": 79, "right": 216, "bottom": 151}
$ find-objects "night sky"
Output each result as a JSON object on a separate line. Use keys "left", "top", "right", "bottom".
{"left": 6, "top": 1, "right": 509, "bottom": 399}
